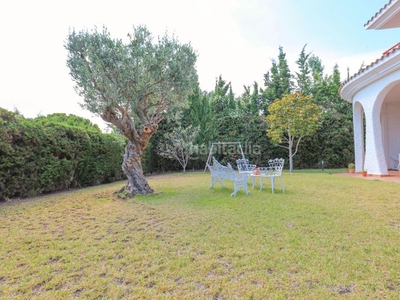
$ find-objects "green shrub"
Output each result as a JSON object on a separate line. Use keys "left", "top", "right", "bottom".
{"left": 0, "top": 109, "right": 125, "bottom": 200}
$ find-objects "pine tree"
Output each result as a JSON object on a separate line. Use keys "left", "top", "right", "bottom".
{"left": 295, "top": 44, "right": 311, "bottom": 95}
{"left": 261, "top": 46, "right": 293, "bottom": 113}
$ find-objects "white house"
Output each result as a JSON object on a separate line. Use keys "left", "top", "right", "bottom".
{"left": 339, "top": 0, "right": 400, "bottom": 175}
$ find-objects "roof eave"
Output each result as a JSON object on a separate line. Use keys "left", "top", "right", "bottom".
{"left": 365, "top": 0, "right": 400, "bottom": 30}
{"left": 340, "top": 51, "right": 400, "bottom": 101}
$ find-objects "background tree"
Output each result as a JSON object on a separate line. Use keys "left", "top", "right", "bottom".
{"left": 302, "top": 64, "right": 354, "bottom": 168}
{"left": 180, "top": 86, "right": 211, "bottom": 169}
{"left": 65, "top": 25, "right": 198, "bottom": 197}
{"left": 308, "top": 54, "right": 324, "bottom": 84}
{"left": 139, "top": 44, "right": 353, "bottom": 173}
{"left": 142, "top": 83, "right": 210, "bottom": 173}
{"left": 240, "top": 82, "right": 262, "bottom": 115}
{"left": 211, "top": 75, "right": 233, "bottom": 113}
{"left": 261, "top": 46, "right": 293, "bottom": 114}
{"left": 266, "top": 92, "right": 322, "bottom": 172}
{"left": 208, "top": 75, "right": 236, "bottom": 144}
{"left": 157, "top": 121, "right": 200, "bottom": 173}
{"left": 295, "top": 44, "right": 311, "bottom": 95}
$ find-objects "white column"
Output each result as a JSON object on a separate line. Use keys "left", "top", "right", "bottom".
{"left": 353, "top": 102, "right": 364, "bottom": 172}
{"left": 363, "top": 97, "right": 389, "bottom": 175}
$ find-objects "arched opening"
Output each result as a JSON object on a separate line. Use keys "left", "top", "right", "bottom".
{"left": 380, "top": 80, "right": 400, "bottom": 170}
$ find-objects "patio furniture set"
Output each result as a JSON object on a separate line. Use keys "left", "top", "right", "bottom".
{"left": 206, "top": 156, "right": 285, "bottom": 196}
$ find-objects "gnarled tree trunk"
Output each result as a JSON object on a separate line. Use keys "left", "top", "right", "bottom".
{"left": 102, "top": 107, "right": 161, "bottom": 198}
{"left": 121, "top": 140, "right": 153, "bottom": 197}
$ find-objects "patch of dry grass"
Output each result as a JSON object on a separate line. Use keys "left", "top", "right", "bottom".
{"left": 1, "top": 170, "right": 400, "bottom": 299}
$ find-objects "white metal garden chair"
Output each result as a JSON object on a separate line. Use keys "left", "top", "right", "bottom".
{"left": 236, "top": 158, "right": 256, "bottom": 173}
{"left": 250, "top": 158, "right": 285, "bottom": 193}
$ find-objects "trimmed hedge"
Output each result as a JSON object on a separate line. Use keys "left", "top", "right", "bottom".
{"left": 0, "top": 109, "right": 125, "bottom": 200}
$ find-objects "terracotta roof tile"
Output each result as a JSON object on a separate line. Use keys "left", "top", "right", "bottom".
{"left": 340, "top": 42, "right": 400, "bottom": 89}
{"left": 364, "top": 0, "right": 394, "bottom": 27}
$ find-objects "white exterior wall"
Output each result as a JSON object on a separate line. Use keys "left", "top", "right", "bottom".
{"left": 352, "top": 69, "right": 400, "bottom": 175}
{"left": 340, "top": 1, "right": 400, "bottom": 176}
{"left": 382, "top": 102, "right": 400, "bottom": 168}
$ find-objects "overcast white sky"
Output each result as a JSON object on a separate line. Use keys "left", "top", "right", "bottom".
{"left": 1, "top": 0, "right": 398, "bottom": 130}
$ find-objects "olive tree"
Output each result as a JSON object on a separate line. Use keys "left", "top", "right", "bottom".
{"left": 157, "top": 124, "right": 200, "bottom": 173}
{"left": 65, "top": 25, "right": 198, "bottom": 196}
{"left": 266, "top": 92, "right": 321, "bottom": 172}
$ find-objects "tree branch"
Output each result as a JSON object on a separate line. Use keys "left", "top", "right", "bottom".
{"left": 293, "top": 136, "right": 303, "bottom": 157}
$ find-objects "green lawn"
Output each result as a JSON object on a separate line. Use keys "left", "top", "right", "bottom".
{"left": 1, "top": 170, "right": 400, "bottom": 299}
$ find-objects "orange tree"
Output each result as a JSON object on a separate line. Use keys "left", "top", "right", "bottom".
{"left": 265, "top": 92, "right": 321, "bottom": 172}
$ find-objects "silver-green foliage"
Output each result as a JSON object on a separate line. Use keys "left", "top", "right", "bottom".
{"left": 65, "top": 25, "right": 198, "bottom": 139}
{"left": 157, "top": 125, "right": 200, "bottom": 172}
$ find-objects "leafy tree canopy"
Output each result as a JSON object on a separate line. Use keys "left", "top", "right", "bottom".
{"left": 34, "top": 113, "right": 102, "bottom": 132}
{"left": 266, "top": 92, "right": 322, "bottom": 172}
{"left": 65, "top": 25, "right": 198, "bottom": 197}
{"left": 65, "top": 25, "right": 198, "bottom": 140}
